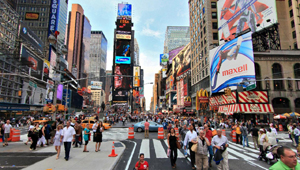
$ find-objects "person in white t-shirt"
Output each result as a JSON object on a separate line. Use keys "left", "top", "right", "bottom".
{"left": 4, "top": 120, "right": 12, "bottom": 146}
{"left": 61, "top": 121, "right": 75, "bottom": 161}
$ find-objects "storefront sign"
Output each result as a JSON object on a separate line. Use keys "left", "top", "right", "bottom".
{"left": 238, "top": 91, "right": 268, "bottom": 103}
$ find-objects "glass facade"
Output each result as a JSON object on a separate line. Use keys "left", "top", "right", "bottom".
{"left": 164, "top": 26, "right": 190, "bottom": 53}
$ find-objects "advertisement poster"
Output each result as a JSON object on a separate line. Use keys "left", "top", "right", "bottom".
{"left": 218, "top": 0, "right": 278, "bottom": 42}
{"left": 133, "top": 89, "right": 140, "bottom": 104}
{"left": 25, "top": 12, "right": 39, "bottom": 20}
{"left": 181, "top": 80, "right": 184, "bottom": 105}
{"left": 91, "top": 81, "right": 102, "bottom": 90}
{"left": 116, "top": 40, "right": 130, "bottom": 57}
{"left": 21, "top": 82, "right": 46, "bottom": 105}
{"left": 160, "top": 54, "right": 169, "bottom": 66}
{"left": 169, "top": 46, "right": 185, "bottom": 64}
{"left": 43, "top": 59, "right": 50, "bottom": 77}
{"left": 114, "top": 65, "right": 131, "bottom": 89}
{"left": 45, "top": 80, "right": 54, "bottom": 103}
{"left": 117, "top": 3, "right": 132, "bottom": 19}
{"left": 172, "top": 46, "right": 190, "bottom": 82}
{"left": 49, "top": 49, "right": 57, "bottom": 79}
{"left": 139, "top": 87, "right": 144, "bottom": 97}
{"left": 133, "top": 66, "right": 140, "bottom": 87}
{"left": 116, "top": 18, "right": 132, "bottom": 32}
{"left": 210, "top": 32, "right": 256, "bottom": 93}
{"left": 115, "top": 56, "right": 131, "bottom": 64}
{"left": 170, "top": 92, "right": 177, "bottom": 106}
{"left": 21, "top": 46, "right": 43, "bottom": 79}
{"left": 113, "top": 90, "right": 128, "bottom": 102}
{"left": 20, "top": 23, "right": 44, "bottom": 54}
{"left": 57, "top": 84, "right": 63, "bottom": 101}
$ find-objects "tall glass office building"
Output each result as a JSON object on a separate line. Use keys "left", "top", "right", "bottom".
{"left": 164, "top": 26, "right": 190, "bottom": 53}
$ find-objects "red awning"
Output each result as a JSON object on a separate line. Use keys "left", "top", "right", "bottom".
{"left": 224, "top": 112, "right": 233, "bottom": 115}
{"left": 218, "top": 104, "right": 274, "bottom": 114}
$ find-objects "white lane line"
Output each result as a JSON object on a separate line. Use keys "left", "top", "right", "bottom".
{"left": 164, "top": 140, "right": 185, "bottom": 158}
{"left": 228, "top": 141, "right": 259, "bottom": 153}
{"left": 125, "top": 140, "right": 137, "bottom": 170}
{"left": 247, "top": 161, "right": 269, "bottom": 170}
{"left": 153, "top": 139, "right": 168, "bottom": 158}
{"left": 227, "top": 148, "right": 254, "bottom": 160}
{"left": 139, "top": 139, "right": 150, "bottom": 158}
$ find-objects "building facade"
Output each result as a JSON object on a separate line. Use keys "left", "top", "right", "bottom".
{"left": 134, "top": 38, "right": 139, "bottom": 66}
{"left": 164, "top": 26, "right": 190, "bottom": 53}
{"left": 16, "top": 0, "right": 68, "bottom": 50}
{"left": 89, "top": 31, "right": 107, "bottom": 88}
{"left": 105, "top": 70, "right": 112, "bottom": 104}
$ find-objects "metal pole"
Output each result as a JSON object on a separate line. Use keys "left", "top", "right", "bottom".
{"left": 64, "top": 83, "right": 69, "bottom": 120}
{"left": 52, "top": 82, "right": 57, "bottom": 121}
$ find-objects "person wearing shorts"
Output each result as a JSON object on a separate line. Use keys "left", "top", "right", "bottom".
{"left": 83, "top": 124, "right": 90, "bottom": 152}
{"left": 4, "top": 120, "right": 12, "bottom": 146}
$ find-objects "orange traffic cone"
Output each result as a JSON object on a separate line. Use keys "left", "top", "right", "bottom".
{"left": 108, "top": 142, "right": 118, "bottom": 157}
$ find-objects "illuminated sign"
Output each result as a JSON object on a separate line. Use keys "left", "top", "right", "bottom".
{"left": 115, "top": 56, "right": 131, "bottom": 64}
{"left": 48, "top": 0, "right": 60, "bottom": 34}
{"left": 116, "top": 18, "right": 131, "bottom": 31}
{"left": 116, "top": 34, "right": 131, "bottom": 40}
{"left": 25, "top": 12, "right": 39, "bottom": 20}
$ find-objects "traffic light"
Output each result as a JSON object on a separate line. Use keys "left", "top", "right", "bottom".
{"left": 18, "top": 90, "right": 22, "bottom": 97}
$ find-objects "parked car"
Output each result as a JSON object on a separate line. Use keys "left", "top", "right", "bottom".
{"left": 134, "top": 121, "right": 163, "bottom": 132}
{"left": 81, "top": 119, "right": 111, "bottom": 130}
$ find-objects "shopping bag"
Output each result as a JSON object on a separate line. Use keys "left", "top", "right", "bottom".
{"left": 167, "top": 148, "right": 171, "bottom": 157}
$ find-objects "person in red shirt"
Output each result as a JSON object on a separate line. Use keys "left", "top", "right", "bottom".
{"left": 144, "top": 120, "right": 150, "bottom": 138}
{"left": 135, "top": 153, "right": 149, "bottom": 170}
{"left": 204, "top": 124, "right": 213, "bottom": 167}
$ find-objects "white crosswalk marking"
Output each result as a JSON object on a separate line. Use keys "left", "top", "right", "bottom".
{"left": 163, "top": 140, "right": 185, "bottom": 158}
{"left": 139, "top": 139, "right": 150, "bottom": 158}
{"left": 227, "top": 147, "right": 255, "bottom": 160}
{"left": 228, "top": 154, "right": 238, "bottom": 159}
{"left": 153, "top": 139, "right": 168, "bottom": 158}
{"left": 228, "top": 141, "right": 260, "bottom": 153}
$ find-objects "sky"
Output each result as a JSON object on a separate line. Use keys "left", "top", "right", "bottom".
{"left": 67, "top": 0, "right": 189, "bottom": 110}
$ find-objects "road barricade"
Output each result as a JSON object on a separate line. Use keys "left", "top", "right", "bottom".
{"left": 11, "top": 129, "right": 20, "bottom": 142}
{"left": 279, "top": 124, "right": 284, "bottom": 131}
{"left": 222, "top": 129, "right": 226, "bottom": 136}
{"left": 175, "top": 128, "right": 179, "bottom": 136}
{"left": 231, "top": 130, "right": 236, "bottom": 143}
{"left": 128, "top": 127, "right": 134, "bottom": 139}
{"left": 158, "top": 127, "right": 164, "bottom": 139}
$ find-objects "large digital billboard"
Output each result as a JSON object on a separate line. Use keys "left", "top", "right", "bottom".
{"left": 21, "top": 82, "right": 46, "bottom": 105}
{"left": 218, "top": 0, "right": 278, "bottom": 42}
{"left": 116, "top": 19, "right": 132, "bottom": 32}
{"left": 21, "top": 46, "right": 43, "bottom": 79}
{"left": 91, "top": 81, "right": 102, "bottom": 90}
{"left": 160, "top": 54, "right": 169, "bottom": 66}
{"left": 114, "top": 65, "right": 131, "bottom": 89}
{"left": 172, "top": 45, "right": 191, "bottom": 79}
{"left": 115, "top": 56, "right": 131, "bottom": 64}
{"left": 116, "top": 40, "right": 130, "bottom": 57}
{"left": 169, "top": 46, "right": 185, "bottom": 64}
{"left": 133, "top": 66, "right": 140, "bottom": 87}
{"left": 113, "top": 90, "right": 128, "bottom": 102}
{"left": 117, "top": 3, "right": 132, "bottom": 19}
{"left": 210, "top": 32, "right": 256, "bottom": 93}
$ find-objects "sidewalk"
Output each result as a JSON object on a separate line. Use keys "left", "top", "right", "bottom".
{"left": 22, "top": 141, "right": 125, "bottom": 170}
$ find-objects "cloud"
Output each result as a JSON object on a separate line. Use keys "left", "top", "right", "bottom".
{"left": 141, "top": 19, "right": 162, "bottom": 38}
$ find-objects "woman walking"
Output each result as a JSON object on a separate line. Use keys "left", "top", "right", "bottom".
{"left": 267, "top": 128, "right": 277, "bottom": 146}
{"left": 83, "top": 123, "right": 90, "bottom": 152}
{"left": 0, "top": 123, "right": 5, "bottom": 147}
{"left": 191, "top": 130, "right": 210, "bottom": 170}
{"left": 167, "top": 128, "right": 178, "bottom": 168}
{"left": 95, "top": 122, "right": 104, "bottom": 152}
{"left": 29, "top": 125, "right": 39, "bottom": 151}
{"left": 24, "top": 123, "right": 34, "bottom": 145}
{"left": 54, "top": 125, "right": 63, "bottom": 159}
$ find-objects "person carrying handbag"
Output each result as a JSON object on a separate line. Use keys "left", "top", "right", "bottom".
{"left": 184, "top": 124, "right": 198, "bottom": 169}
{"left": 167, "top": 128, "right": 178, "bottom": 168}
{"left": 191, "top": 130, "right": 210, "bottom": 170}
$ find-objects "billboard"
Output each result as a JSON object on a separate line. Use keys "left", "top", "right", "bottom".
{"left": 117, "top": 3, "right": 132, "bottom": 19}
{"left": 25, "top": 12, "right": 39, "bottom": 20}
{"left": 21, "top": 82, "right": 46, "bottom": 105}
{"left": 57, "top": 84, "right": 63, "bottom": 101}
{"left": 48, "top": 0, "right": 60, "bottom": 35}
{"left": 133, "top": 66, "right": 140, "bottom": 87}
{"left": 116, "top": 34, "right": 131, "bottom": 40}
{"left": 172, "top": 45, "right": 191, "bottom": 79}
{"left": 210, "top": 32, "right": 256, "bottom": 93}
{"left": 91, "top": 81, "right": 103, "bottom": 90}
{"left": 116, "top": 40, "right": 130, "bottom": 56}
{"left": 115, "top": 56, "right": 131, "bottom": 64}
{"left": 116, "top": 19, "right": 132, "bottom": 32}
{"left": 49, "top": 48, "right": 57, "bottom": 79}
{"left": 218, "top": 0, "right": 278, "bottom": 42}
{"left": 160, "top": 54, "right": 169, "bottom": 66}
{"left": 113, "top": 90, "right": 128, "bottom": 102}
{"left": 169, "top": 46, "right": 185, "bottom": 64}
{"left": 114, "top": 65, "right": 131, "bottom": 89}
{"left": 21, "top": 46, "right": 43, "bottom": 79}
{"left": 20, "top": 23, "right": 44, "bottom": 54}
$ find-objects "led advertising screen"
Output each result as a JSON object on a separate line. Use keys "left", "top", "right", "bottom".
{"left": 116, "top": 19, "right": 132, "bottom": 32}
{"left": 116, "top": 40, "right": 130, "bottom": 57}
{"left": 21, "top": 46, "right": 43, "bottom": 79}
{"left": 57, "top": 84, "right": 63, "bottom": 100}
{"left": 91, "top": 81, "right": 102, "bottom": 90}
{"left": 113, "top": 90, "right": 128, "bottom": 102}
{"left": 169, "top": 46, "right": 185, "bottom": 64}
{"left": 21, "top": 82, "right": 46, "bottom": 105}
{"left": 117, "top": 3, "right": 132, "bottom": 19}
{"left": 172, "top": 46, "right": 191, "bottom": 78}
{"left": 115, "top": 56, "right": 131, "bottom": 64}
{"left": 210, "top": 32, "right": 256, "bottom": 93}
{"left": 133, "top": 66, "right": 140, "bottom": 87}
{"left": 160, "top": 54, "right": 169, "bottom": 66}
{"left": 218, "top": 0, "right": 278, "bottom": 42}
{"left": 114, "top": 64, "right": 131, "bottom": 89}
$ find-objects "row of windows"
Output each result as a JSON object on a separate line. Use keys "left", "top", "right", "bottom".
{"left": 192, "top": 67, "right": 208, "bottom": 84}
{"left": 19, "top": 0, "right": 48, "bottom": 4}
{"left": 26, "top": 22, "right": 47, "bottom": 27}
{"left": 18, "top": 6, "right": 48, "bottom": 12}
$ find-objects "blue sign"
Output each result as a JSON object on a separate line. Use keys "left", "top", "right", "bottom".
{"left": 115, "top": 56, "right": 131, "bottom": 64}
{"left": 48, "top": 0, "right": 60, "bottom": 35}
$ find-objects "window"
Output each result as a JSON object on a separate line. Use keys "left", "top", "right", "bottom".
{"left": 211, "top": 2, "right": 216, "bottom": 8}
{"left": 289, "top": 0, "right": 292, "bottom": 7}
{"left": 205, "top": 57, "right": 208, "bottom": 65}
{"left": 213, "top": 33, "right": 218, "bottom": 40}
{"left": 202, "top": 70, "right": 205, "bottom": 77}
{"left": 272, "top": 63, "right": 284, "bottom": 90}
{"left": 287, "top": 77, "right": 293, "bottom": 91}
{"left": 203, "top": 26, "right": 206, "bottom": 34}
{"left": 212, "top": 22, "right": 218, "bottom": 29}
{"left": 294, "top": 63, "right": 300, "bottom": 90}
{"left": 201, "top": 41, "right": 203, "bottom": 48}
{"left": 293, "top": 31, "right": 296, "bottom": 39}
{"left": 204, "top": 47, "right": 207, "bottom": 54}
{"left": 291, "top": 20, "right": 295, "bottom": 28}
{"left": 202, "top": 60, "right": 204, "bottom": 67}
{"left": 265, "top": 77, "right": 270, "bottom": 90}
{"left": 212, "top": 12, "right": 217, "bottom": 19}
{"left": 290, "top": 10, "right": 293, "bottom": 17}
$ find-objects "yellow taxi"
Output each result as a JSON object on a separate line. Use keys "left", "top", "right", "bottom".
{"left": 33, "top": 117, "right": 49, "bottom": 124}
{"left": 81, "top": 119, "right": 111, "bottom": 130}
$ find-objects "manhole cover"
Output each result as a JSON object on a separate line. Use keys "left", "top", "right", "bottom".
{"left": 114, "top": 142, "right": 123, "bottom": 147}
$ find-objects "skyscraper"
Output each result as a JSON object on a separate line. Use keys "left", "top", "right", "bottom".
{"left": 134, "top": 38, "right": 139, "bottom": 66}
{"left": 89, "top": 31, "right": 107, "bottom": 89}
{"left": 164, "top": 26, "right": 190, "bottom": 53}
{"left": 16, "top": 0, "right": 68, "bottom": 50}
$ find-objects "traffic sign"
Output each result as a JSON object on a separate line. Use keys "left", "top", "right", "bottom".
{"left": 29, "top": 81, "right": 37, "bottom": 88}
{"left": 246, "top": 83, "right": 256, "bottom": 91}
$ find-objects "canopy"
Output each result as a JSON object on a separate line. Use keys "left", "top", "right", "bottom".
{"left": 274, "top": 115, "right": 286, "bottom": 119}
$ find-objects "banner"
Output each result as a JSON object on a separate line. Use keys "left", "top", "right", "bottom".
{"left": 210, "top": 32, "right": 256, "bottom": 93}
{"left": 114, "top": 65, "right": 131, "bottom": 89}
{"left": 21, "top": 46, "right": 43, "bottom": 79}
{"left": 91, "top": 81, "right": 102, "bottom": 90}
{"left": 133, "top": 66, "right": 140, "bottom": 87}
{"left": 117, "top": 3, "right": 132, "bottom": 19}
{"left": 21, "top": 82, "right": 46, "bottom": 105}
{"left": 218, "top": 0, "right": 278, "bottom": 42}
{"left": 160, "top": 54, "right": 169, "bottom": 66}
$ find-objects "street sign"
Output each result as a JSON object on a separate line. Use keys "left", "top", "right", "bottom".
{"left": 246, "top": 83, "right": 256, "bottom": 91}
{"left": 29, "top": 81, "right": 37, "bottom": 88}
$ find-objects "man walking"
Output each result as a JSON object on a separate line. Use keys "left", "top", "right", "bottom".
{"left": 269, "top": 146, "right": 300, "bottom": 170}
{"left": 162, "top": 120, "right": 168, "bottom": 139}
{"left": 204, "top": 124, "right": 213, "bottom": 167}
{"left": 61, "top": 121, "right": 76, "bottom": 161}
{"left": 74, "top": 121, "right": 82, "bottom": 148}
{"left": 241, "top": 123, "right": 249, "bottom": 148}
{"left": 249, "top": 124, "right": 259, "bottom": 149}
{"left": 4, "top": 120, "right": 12, "bottom": 146}
{"left": 235, "top": 123, "right": 241, "bottom": 144}
{"left": 211, "top": 129, "right": 229, "bottom": 170}
{"left": 144, "top": 119, "right": 149, "bottom": 138}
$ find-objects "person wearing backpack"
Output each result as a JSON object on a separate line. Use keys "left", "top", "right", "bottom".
{"left": 241, "top": 123, "right": 249, "bottom": 148}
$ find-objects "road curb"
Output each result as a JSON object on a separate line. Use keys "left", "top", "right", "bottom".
{"left": 110, "top": 141, "right": 126, "bottom": 170}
